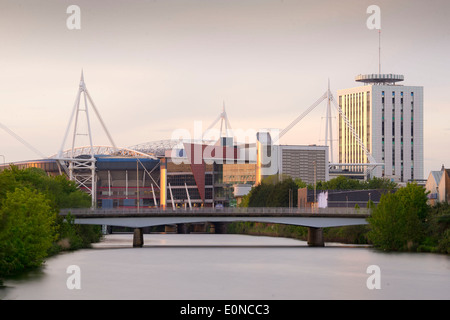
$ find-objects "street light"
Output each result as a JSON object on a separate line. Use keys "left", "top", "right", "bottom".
{"left": 313, "top": 160, "right": 316, "bottom": 212}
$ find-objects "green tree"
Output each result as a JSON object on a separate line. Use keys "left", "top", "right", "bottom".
{"left": 422, "top": 202, "right": 450, "bottom": 253}
{"left": 0, "top": 166, "right": 101, "bottom": 278}
{"left": 312, "top": 176, "right": 397, "bottom": 191}
{"left": 0, "top": 188, "right": 58, "bottom": 275}
{"left": 1, "top": 166, "right": 91, "bottom": 210}
{"left": 368, "top": 183, "right": 429, "bottom": 251}
{"left": 245, "top": 176, "right": 298, "bottom": 207}
{"left": 364, "top": 176, "right": 397, "bottom": 190}
{"left": 247, "top": 182, "right": 273, "bottom": 207}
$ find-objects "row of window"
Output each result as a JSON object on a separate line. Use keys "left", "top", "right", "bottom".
{"left": 381, "top": 91, "right": 414, "bottom": 97}
{"left": 381, "top": 91, "right": 416, "bottom": 181}
{"left": 338, "top": 92, "right": 371, "bottom": 166}
{"left": 167, "top": 174, "right": 213, "bottom": 186}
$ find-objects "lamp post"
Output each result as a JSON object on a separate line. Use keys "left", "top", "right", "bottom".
{"left": 313, "top": 160, "right": 317, "bottom": 212}
{"left": 346, "top": 195, "right": 349, "bottom": 213}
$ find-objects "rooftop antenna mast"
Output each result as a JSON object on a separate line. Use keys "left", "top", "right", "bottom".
{"left": 378, "top": 29, "right": 381, "bottom": 74}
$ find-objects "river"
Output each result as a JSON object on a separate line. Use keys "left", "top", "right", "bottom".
{"left": 1, "top": 234, "right": 449, "bottom": 300}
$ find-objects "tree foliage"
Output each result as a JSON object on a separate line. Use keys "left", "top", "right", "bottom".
{"left": 240, "top": 175, "right": 397, "bottom": 208}
{"left": 244, "top": 176, "right": 298, "bottom": 207}
{"left": 315, "top": 176, "right": 397, "bottom": 191}
{"left": 0, "top": 188, "right": 57, "bottom": 274}
{"left": 368, "top": 183, "right": 429, "bottom": 251}
{"left": 0, "top": 166, "right": 101, "bottom": 278}
{"left": 422, "top": 202, "right": 450, "bottom": 254}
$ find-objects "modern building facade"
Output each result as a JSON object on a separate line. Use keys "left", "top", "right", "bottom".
{"left": 277, "top": 145, "right": 329, "bottom": 185}
{"left": 338, "top": 74, "right": 424, "bottom": 182}
{"left": 256, "top": 131, "right": 329, "bottom": 185}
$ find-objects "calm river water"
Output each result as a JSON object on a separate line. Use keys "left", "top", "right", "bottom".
{"left": 1, "top": 234, "right": 449, "bottom": 300}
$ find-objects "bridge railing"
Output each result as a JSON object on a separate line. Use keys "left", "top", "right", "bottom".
{"left": 60, "top": 206, "right": 371, "bottom": 216}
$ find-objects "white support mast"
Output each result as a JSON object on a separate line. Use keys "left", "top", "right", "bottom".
{"left": 185, "top": 182, "right": 192, "bottom": 210}
{"left": 57, "top": 71, "right": 118, "bottom": 208}
{"left": 203, "top": 102, "right": 233, "bottom": 141}
{"left": 325, "top": 79, "right": 334, "bottom": 163}
{"left": 151, "top": 183, "right": 158, "bottom": 207}
{"left": 275, "top": 81, "right": 381, "bottom": 177}
{"left": 168, "top": 183, "right": 175, "bottom": 210}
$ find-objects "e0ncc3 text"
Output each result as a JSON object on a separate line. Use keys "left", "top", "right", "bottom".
{"left": 180, "top": 304, "right": 270, "bottom": 317}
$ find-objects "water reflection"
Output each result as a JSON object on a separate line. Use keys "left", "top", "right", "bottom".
{"left": 1, "top": 234, "right": 449, "bottom": 300}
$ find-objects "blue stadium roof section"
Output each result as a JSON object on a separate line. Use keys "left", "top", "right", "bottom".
{"left": 94, "top": 156, "right": 160, "bottom": 171}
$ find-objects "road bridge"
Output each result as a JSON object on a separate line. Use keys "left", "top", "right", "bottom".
{"left": 60, "top": 207, "right": 370, "bottom": 247}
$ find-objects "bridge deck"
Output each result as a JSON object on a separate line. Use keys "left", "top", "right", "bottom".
{"left": 60, "top": 207, "right": 370, "bottom": 230}
{"left": 60, "top": 207, "right": 370, "bottom": 247}
{"left": 60, "top": 207, "right": 371, "bottom": 219}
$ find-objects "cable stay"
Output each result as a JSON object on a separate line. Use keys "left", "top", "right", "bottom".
{"left": 278, "top": 92, "right": 328, "bottom": 140}
{"left": 0, "top": 122, "right": 47, "bottom": 159}
{"left": 272, "top": 82, "right": 382, "bottom": 175}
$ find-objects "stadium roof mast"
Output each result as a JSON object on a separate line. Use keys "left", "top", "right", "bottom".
{"left": 274, "top": 81, "right": 381, "bottom": 172}
{"left": 58, "top": 70, "right": 117, "bottom": 158}
{"left": 378, "top": 29, "right": 381, "bottom": 75}
{"left": 203, "top": 101, "right": 233, "bottom": 141}
{"left": 57, "top": 71, "right": 118, "bottom": 208}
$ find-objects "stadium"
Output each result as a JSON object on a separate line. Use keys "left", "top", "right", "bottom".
{"left": 1, "top": 73, "right": 375, "bottom": 209}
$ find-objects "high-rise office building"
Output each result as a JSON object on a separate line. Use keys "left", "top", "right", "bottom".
{"left": 338, "top": 74, "right": 423, "bottom": 182}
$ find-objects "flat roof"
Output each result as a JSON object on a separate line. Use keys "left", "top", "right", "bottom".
{"left": 355, "top": 73, "right": 404, "bottom": 84}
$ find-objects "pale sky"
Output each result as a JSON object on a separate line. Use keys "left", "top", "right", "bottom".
{"left": 0, "top": 0, "right": 449, "bottom": 176}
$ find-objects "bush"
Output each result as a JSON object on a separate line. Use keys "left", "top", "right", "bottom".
{"left": 368, "top": 183, "right": 428, "bottom": 251}
{"left": 0, "top": 188, "right": 57, "bottom": 275}
{"left": 0, "top": 166, "right": 101, "bottom": 278}
{"left": 437, "top": 229, "right": 450, "bottom": 254}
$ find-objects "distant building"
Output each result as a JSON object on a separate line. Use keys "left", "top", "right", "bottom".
{"left": 337, "top": 74, "right": 424, "bottom": 182}
{"left": 277, "top": 145, "right": 329, "bottom": 185}
{"left": 425, "top": 165, "right": 450, "bottom": 205}
{"left": 256, "top": 131, "right": 329, "bottom": 185}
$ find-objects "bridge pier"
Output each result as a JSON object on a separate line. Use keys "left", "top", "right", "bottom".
{"left": 307, "top": 227, "right": 324, "bottom": 247}
{"left": 177, "top": 223, "right": 190, "bottom": 234}
{"left": 164, "top": 225, "right": 177, "bottom": 233}
{"left": 211, "top": 222, "right": 228, "bottom": 234}
{"left": 133, "top": 228, "right": 144, "bottom": 247}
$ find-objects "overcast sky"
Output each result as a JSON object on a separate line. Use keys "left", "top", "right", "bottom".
{"left": 0, "top": 0, "right": 449, "bottom": 176}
